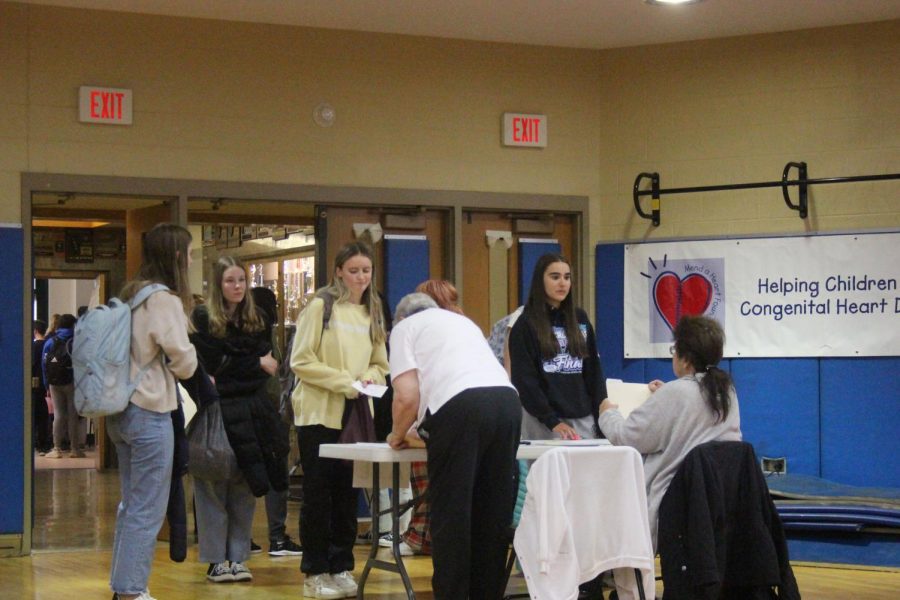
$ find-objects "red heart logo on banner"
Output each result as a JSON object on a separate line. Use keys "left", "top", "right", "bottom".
{"left": 653, "top": 272, "right": 713, "bottom": 332}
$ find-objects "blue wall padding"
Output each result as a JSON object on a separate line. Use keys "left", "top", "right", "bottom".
{"left": 0, "top": 227, "right": 24, "bottom": 534}
{"left": 731, "top": 359, "right": 820, "bottom": 478}
{"left": 820, "top": 358, "right": 900, "bottom": 488}
{"left": 780, "top": 513, "right": 900, "bottom": 527}
{"left": 596, "top": 243, "right": 636, "bottom": 380}
{"left": 778, "top": 505, "right": 900, "bottom": 519}
{"left": 518, "top": 240, "right": 561, "bottom": 306}
{"left": 786, "top": 534, "right": 900, "bottom": 568}
{"left": 643, "top": 359, "right": 675, "bottom": 385}
{"left": 383, "top": 237, "right": 430, "bottom": 319}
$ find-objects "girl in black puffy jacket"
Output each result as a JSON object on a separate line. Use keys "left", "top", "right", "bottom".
{"left": 189, "top": 256, "right": 288, "bottom": 584}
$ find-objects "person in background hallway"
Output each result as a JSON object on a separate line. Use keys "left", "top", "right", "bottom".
{"left": 249, "top": 285, "right": 303, "bottom": 558}
{"left": 291, "top": 241, "right": 388, "bottom": 600}
{"left": 388, "top": 293, "right": 521, "bottom": 600}
{"left": 108, "top": 223, "right": 198, "bottom": 600}
{"left": 190, "top": 256, "right": 289, "bottom": 584}
{"left": 31, "top": 319, "right": 52, "bottom": 455}
{"left": 598, "top": 314, "right": 742, "bottom": 549}
{"left": 41, "top": 313, "right": 82, "bottom": 458}
{"left": 508, "top": 252, "right": 607, "bottom": 441}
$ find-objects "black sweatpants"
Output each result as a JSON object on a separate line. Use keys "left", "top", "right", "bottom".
{"left": 422, "top": 386, "right": 522, "bottom": 600}
{"left": 296, "top": 423, "right": 357, "bottom": 575}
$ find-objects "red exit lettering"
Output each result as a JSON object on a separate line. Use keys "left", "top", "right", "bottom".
{"left": 512, "top": 117, "right": 541, "bottom": 143}
{"left": 90, "top": 91, "right": 125, "bottom": 120}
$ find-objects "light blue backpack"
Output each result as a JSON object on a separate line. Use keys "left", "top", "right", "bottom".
{"left": 72, "top": 283, "right": 169, "bottom": 418}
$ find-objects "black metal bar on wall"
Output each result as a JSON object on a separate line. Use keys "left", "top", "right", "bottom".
{"left": 633, "top": 161, "right": 900, "bottom": 226}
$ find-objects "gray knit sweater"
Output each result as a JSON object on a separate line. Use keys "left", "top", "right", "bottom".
{"left": 598, "top": 374, "right": 742, "bottom": 548}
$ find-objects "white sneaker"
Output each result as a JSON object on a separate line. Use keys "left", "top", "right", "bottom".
{"left": 378, "top": 532, "right": 414, "bottom": 556}
{"left": 45, "top": 448, "right": 64, "bottom": 459}
{"left": 303, "top": 573, "right": 344, "bottom": 599}
{"left": 231, "top": 561, "right": 252, "bottom": 582}
{"left": 330, "top": 571, "right": 358, "bottom": 597}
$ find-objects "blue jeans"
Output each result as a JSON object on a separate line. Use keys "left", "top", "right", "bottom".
{"left": 108, "top": 403, "right": 174, "bottom": 595}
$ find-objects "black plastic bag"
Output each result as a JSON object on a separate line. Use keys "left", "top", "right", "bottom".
{"left": 187, "top": 400, "right": 239, "bottom": 481}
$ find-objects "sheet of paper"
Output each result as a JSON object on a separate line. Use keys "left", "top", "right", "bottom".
{"left": 605, "top": 378, "right": 652, "bottom": 418}
{"left": 352, "top": 381, "right": 388, "bottom": 398}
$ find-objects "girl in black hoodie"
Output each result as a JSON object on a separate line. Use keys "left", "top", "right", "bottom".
{"left": 508, "top": 253, "right": 607, "bottom": 440}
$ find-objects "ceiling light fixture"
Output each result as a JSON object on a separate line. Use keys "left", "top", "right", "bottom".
{"left": 313, "top": 103, "right": 336, "bottom": 128}
{"left": 645, "top": 0, "right": 704, "bottom": 5}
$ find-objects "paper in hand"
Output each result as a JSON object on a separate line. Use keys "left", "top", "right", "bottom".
{"left": 352, "top": 381, "right": 388, "bottom": 398}
{"left": 605, "top": 378, "right": 652, "bottom": 418}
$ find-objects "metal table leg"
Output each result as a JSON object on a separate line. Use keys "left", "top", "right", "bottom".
{"left": 356, "top": 461, "right": 416, "bottom": 599}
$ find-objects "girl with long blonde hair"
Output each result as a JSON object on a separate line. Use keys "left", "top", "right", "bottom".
{"left": 189, "top": 255, "right": 288, "bottom": 584}
{"left": 290, "top": 241, "right": 388, "bottom": 599}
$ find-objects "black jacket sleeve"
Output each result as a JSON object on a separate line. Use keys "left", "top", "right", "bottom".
{"left": 509, "top": 316, "right": 560, "bottom": 431}
{"left": 579, "top": 310, "right": 607, "bottom": 422}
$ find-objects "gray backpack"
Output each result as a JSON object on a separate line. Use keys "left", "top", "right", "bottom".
{"left": 72, "top": 283, "right": 169, "bottom": 417}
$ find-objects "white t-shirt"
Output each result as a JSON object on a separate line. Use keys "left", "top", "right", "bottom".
{"left": 389, "top": 308, "right": 515, "bottom": 422}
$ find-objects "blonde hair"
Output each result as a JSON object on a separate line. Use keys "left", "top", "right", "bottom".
{"left": 321, "top": 241, "right": 386, "bottom": 344}
{"left": 205, "top": 256, "right": 265, "bottom": 337}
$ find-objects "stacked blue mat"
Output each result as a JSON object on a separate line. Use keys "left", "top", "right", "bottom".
{"left": 765, "top": 474, "right": 900, "bottom": 567}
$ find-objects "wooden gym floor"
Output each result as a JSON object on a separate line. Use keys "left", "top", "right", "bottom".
{"left": 4, "top": 464, "right": 897, "bottom": 599}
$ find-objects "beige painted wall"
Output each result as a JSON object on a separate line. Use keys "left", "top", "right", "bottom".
{"left": 1, "top": 3, "right": 898, "bottom": 243}
{"left": 594, "top": 21, "right": 900, "bottom": 241}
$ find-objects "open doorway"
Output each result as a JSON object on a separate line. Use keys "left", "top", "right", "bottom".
{"left": 32, "top": 272, "right": 107, "bottom": 474}
{"left": 30, "top": 191, "right": 172, "bottom": 551}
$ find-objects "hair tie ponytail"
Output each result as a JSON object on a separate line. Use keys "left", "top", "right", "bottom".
{"left": 706, "top": 364, "right": 717, "bottom": 372}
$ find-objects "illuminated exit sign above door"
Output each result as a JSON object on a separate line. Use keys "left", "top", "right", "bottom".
{"left": 79, "top": 86, "right": 133, "bottom": 125}
{"left": 502, "top": 113, "right": 547, "bottom": 148}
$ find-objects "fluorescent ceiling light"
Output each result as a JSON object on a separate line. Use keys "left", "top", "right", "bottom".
{"left": 645, "top": 0, "right": 704, "bottom": 5}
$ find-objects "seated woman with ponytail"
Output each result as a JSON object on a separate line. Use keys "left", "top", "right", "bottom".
{"left": 598, "top": 315, "right": 742, "bottom": 548}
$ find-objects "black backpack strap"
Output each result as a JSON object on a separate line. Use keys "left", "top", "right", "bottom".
{"left": 318, "top": 290, "right": 335, "bottom": 331}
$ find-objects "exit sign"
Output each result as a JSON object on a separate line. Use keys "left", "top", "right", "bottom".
{"left": 79, "top": 86, "right": 133, "bottom": 125}
{"left": 502, "top": 113, "right": 547, "bottom": 148}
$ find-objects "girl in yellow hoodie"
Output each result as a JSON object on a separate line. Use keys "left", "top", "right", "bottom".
{"left": 291, "top": 241, "right": 388, "bottom": 599}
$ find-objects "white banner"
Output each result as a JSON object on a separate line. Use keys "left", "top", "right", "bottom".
{"left": 623, "top": 232, "right": 900, "bottom": 358}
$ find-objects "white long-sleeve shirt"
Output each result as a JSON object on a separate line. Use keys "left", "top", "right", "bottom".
{"left": 513, "top": 446, "right": 656, "bottom": 600}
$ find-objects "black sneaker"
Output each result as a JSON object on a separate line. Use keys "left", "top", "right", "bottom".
{"left": 268, "top": 536, "right": 303, "bottom": 556}
{"left": 250, "top": 540, "right": 262, "bottom": 554}
{"left": 206, "top": 561, "right": 235, "bottom": 583}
